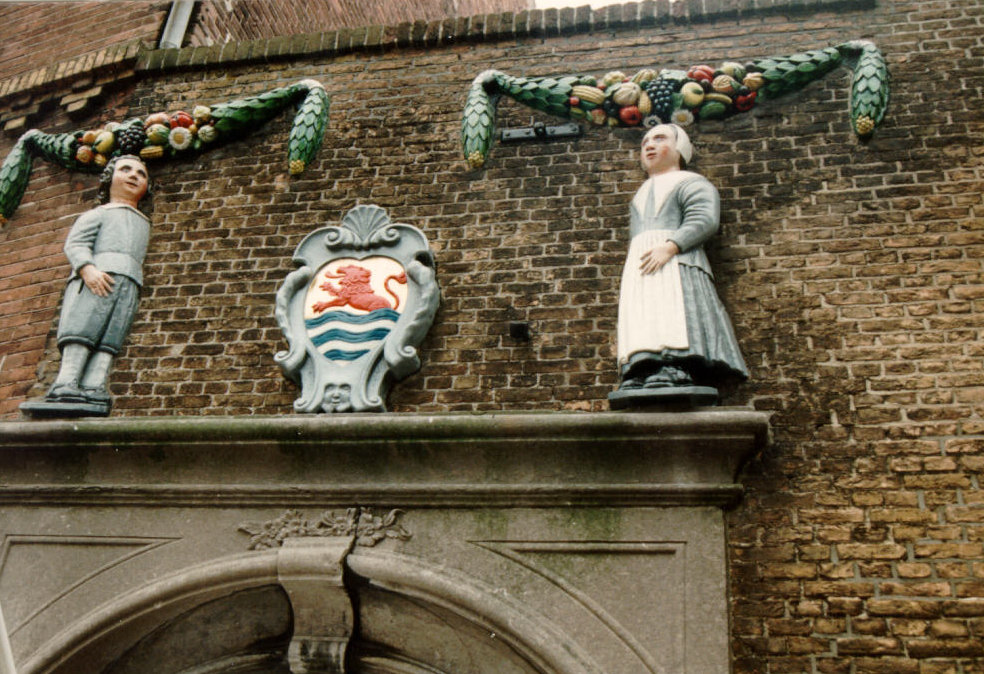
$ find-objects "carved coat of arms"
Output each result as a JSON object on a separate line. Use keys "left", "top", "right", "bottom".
{"left": 275, "top": 205, "right": 440, "bottom": 413}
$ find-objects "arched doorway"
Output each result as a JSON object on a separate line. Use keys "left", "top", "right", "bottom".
{"left": 101, "top": 582, "right": 542, "bottom": 674}
{"left": 27, "top": 548, "right": 597, "bottom": 674}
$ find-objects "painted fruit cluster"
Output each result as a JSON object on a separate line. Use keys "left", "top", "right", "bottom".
{"left": 563, "top": 59, "right": 766, "bottom": 130}
{"left": 71, "top": 106, "right": 217, "bottom": 168}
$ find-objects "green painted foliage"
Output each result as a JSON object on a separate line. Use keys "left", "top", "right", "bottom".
{"left": 752, "top": 48, "right": 843, "bottom": 99}
{"left": 851, "top": 44, "right": 890, "bottom": 130}
{"left": 0, "top": 136, "right": 34, "bottom": 222}
{"left": 211, "top": 82, "right": 307, "bottom": 135}
{"left": 288, "top": 84, "right": 330, "bottom": 173}
{"left": 462, "top": 70, "right": 502, "bottom": 169}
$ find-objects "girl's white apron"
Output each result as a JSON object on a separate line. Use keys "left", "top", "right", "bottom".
{"left": 617, "top": 171, "right": 691, "bottom": 366}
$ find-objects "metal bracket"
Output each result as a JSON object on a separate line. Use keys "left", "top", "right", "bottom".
{"left": 500, "top": 119, "right": 582, "bottom": 143}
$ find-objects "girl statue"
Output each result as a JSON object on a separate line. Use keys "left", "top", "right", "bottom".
{"left": 611, "top": 124, "right": 748, "bottom": 407}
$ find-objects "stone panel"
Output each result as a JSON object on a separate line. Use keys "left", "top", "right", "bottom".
{"left": 0, "top": 410, "right": 766, "bottom": 673}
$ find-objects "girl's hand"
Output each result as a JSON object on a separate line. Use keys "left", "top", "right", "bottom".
{"left": 639, "top": 241, "right": 680, "bottom": 275}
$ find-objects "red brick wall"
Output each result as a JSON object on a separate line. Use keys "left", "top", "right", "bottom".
{"left": 1, "top": 1, "right": 983, "bottom": 670}
{"left": 187, "top": 0, "right": 530, "bottom": 47}
{"left": 0, "top": 2, "right": 168, "bottom": 80}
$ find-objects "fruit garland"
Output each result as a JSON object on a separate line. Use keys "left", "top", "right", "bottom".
{"left": 0, "top": 79, "right": 329, "bottom": 225}
{"left": 462, "top": 40, "right": 889, "bottom": 169}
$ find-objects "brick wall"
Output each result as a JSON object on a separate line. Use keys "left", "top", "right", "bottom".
{"left": 0, "top": 1, "right": 168, "bottom": 80}
{"left": 186, "top": 0, "right": 530, "bottom": 47}
{"left": 1, "top": 0, "right": 983, "bottom": 671}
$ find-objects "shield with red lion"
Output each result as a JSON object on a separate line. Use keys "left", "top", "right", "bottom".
{"left": 275, "top": 205, "right": 440, "bottom": 413}
{"left": 304, "top": 257, "right": 408, "bottom": 366}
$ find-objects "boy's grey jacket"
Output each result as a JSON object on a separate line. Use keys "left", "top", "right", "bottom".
{"left": 63, "top": 203, "right": 150, "bottom": 286}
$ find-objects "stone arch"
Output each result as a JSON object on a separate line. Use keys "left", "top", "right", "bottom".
{"left": 20, "top": 547, "right": 600, "bottom": 674}
{"left": 344, "top": 549, "right": 602, "bottom": 674}
{"left": 21, "top": 552, "right": 282, "bottom": 674}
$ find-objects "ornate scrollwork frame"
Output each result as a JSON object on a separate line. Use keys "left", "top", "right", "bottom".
{"left": 274, "top": 205, "right": 440, "bottom": 413}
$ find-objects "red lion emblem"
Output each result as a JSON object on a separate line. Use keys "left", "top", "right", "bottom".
{"left": 312, "top": 264, "right": 407, "bottom": 314}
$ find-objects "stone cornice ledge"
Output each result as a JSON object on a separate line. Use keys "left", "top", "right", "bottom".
{"left": 0, "top": 409, "right": 769, "bottom": 508}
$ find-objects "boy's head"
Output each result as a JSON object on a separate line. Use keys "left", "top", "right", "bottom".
{"left": 99, "top": 155, "right": 150, "bottom": 208}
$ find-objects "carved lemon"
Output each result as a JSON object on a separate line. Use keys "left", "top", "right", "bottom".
{"left": 680, "top": 82, "right": 705, "bottom": 107}
{"left": 93, "top": 131, "right": 115, "bottom": 154}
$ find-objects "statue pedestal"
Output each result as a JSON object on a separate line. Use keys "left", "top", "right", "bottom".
{"left": 0, "top": 409, "right": 768, "bottom": 674}
{"left": 608, "top": 385, "right": 719, "bottom": 409}
{"left": 18, "top": 399, "right": 110, "bottom": 418}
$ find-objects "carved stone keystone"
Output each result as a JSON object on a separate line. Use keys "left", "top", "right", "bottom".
{"left": 277, "top": 537, "right": 356, "bottom": 674}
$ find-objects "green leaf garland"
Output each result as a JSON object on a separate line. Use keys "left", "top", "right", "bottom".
{"left": 0, "top": 79, "right": 331, "bottom": 224}
{"left": 461, "top": 40, "right": 889, "bottom": 169}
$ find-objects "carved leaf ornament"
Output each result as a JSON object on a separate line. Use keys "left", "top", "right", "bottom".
{"left": 239, "top": 508, "right": 412, "bottom": 549}
{"left": 462, "top": 40, "right": 889, "bottom": 168}
{"left": 0, "top": 79, "right": 330, "bottom": 225}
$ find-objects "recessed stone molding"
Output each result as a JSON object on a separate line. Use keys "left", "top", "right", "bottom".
{"left": 0, "top": 535, "right": 177, "bottom": 638}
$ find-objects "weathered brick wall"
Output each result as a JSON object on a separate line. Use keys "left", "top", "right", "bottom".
{"left": 186, "top": 0, "right": 530, "bottom": 47}
{"left": 1, "top": 0, "right": 983, "bottom": 671}
{"left": 0, "top": 2, "right": 168, "bottom": 80}
{"left": 720, "top": 2, "right": 984, "bottom": 670}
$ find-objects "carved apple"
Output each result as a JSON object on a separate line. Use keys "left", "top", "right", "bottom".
{"left": 170, "top": 111, "right": 194, "bottom": 129}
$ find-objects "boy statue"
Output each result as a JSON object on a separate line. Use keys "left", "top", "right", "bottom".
{"left": 22, "top": 155, "right": 151, "bottom": 417}
{"left": 609, "top": 124, "right": 748, "bottom": 408}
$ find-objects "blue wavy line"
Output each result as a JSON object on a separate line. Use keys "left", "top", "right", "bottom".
{"left": 321, "top": 349, "right": 369, "bottom": 361}
{"left": 310, "top": 327, "right": 391, "bottom": 347}
{"left": 306, "top": 308, "right": 400, "bottom": 328}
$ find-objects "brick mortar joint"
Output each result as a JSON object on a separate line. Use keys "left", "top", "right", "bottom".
{"left": 132, "top": 0, "right": 875, "bottom": 73}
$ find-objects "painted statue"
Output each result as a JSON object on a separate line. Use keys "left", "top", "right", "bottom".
{"left": 609, "top": 124, "right": 748, "bottom": 408}
{"left": 21, "top": 155, "right": 151, "bottom": 417}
